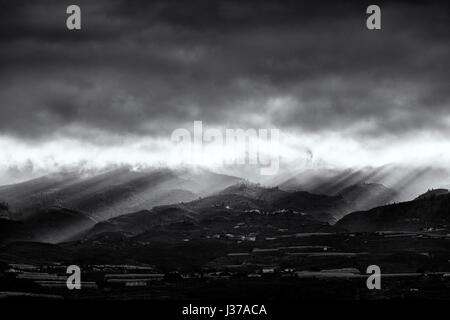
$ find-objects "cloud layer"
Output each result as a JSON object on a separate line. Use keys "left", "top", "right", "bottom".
{"left": 0, "top": 0, "right": 449, "bottom": 181}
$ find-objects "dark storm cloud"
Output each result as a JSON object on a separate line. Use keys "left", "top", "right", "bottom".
{"left": 0, "top": 0, "right": 449, "bottom": 142}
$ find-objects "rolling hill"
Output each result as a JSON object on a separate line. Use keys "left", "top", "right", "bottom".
{"left": 218, "top": 182, "right": 288, "bottom": 203}
{"left": 0, "top": 167, "right": 242, "bottom": 221}
{"left": 415, "top": 188, "right": 449, "bottom": 200}
{"left": 24, "top": 206, "right": 97, "bottom": 243}
{"left": 84, "top": 206, "right": 199, "bottom": 238}
{"left": 82, "top": 182, "right": 348, "bottom": 240}
{"left": 336, "top": 193, "right": 450, "bottom": 232}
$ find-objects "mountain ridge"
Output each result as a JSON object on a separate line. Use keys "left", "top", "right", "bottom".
{"left": 336, "top": 192, "right": 450, "bottom": 232}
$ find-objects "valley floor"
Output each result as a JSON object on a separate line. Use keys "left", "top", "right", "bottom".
{"left": 1, "top": 231, "right": 449, "bottom": 300}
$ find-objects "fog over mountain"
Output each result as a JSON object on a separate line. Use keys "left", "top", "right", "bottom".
{"left": 0, "top": 0, "right": 449, "bottom": 185}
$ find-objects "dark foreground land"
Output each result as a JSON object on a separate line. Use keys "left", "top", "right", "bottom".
{"left": 1, "top": 179, "right": 449, "bottom": 301}
{"left": 1, "top": 230, "right": 449, "bottom": 300}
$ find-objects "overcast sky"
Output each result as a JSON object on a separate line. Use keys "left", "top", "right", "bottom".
{"left": 0, "top": 0, "right": 449, "bottom": 183}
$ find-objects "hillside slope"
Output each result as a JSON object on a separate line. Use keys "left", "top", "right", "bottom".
{"left": 336, "top": 193, "right": 450, "bottom": 232}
